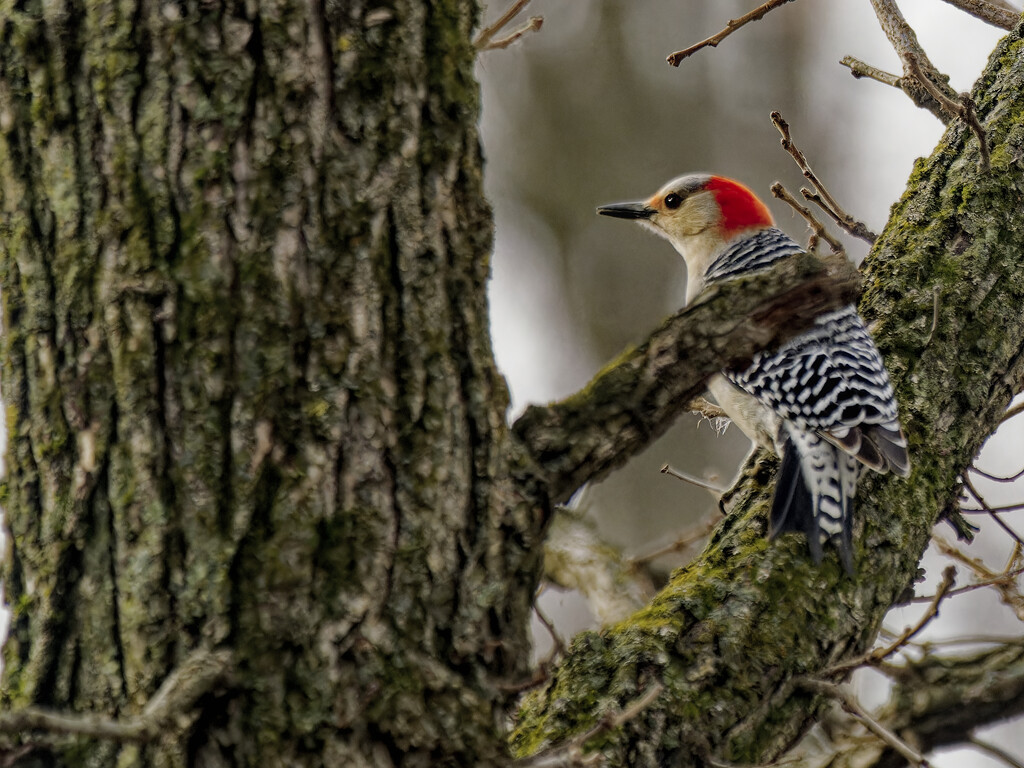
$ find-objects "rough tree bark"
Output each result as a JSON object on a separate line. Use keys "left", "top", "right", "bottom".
{"left": 0, "top": 2, "right": 1022, "bottom": 768}
{"left": 0, "top": 1, "right": 537, "bottom": 765}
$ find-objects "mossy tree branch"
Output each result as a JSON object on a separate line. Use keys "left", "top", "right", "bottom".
{"left": 512, "top": 255, "right": 861, "bottom": 504}
{"left": 510, "top": 22, "right": 1024, "bottom": 767}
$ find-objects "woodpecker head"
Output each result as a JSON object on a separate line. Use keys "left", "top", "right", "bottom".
{"left": 598, "top": 173, "right": 773, "bottom": 244}
{"left": 598, "top": 174, "right": 775, "bottom": 299}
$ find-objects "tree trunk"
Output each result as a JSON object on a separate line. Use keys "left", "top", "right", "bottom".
{"left": 0, "top": 1, "right": 541, "bottom": 764}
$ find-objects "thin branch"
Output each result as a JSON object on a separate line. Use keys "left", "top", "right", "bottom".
{"left": 516, "top": 682, "right": 665, "bottom": 767}
{"left": 481, "top": 16, "right": 543, "bottom": 51}
{"left": 0, "top": 648, "right": 231, "bottom": 742}
{"left": 499, "top": 597, "right": 566, "bottom": 694}
{"left": 827, "top": 566, "right": 956, "bottom": 674}
{"left": 1001, "top": 400, "right": 1024, "bottom": 425}
{"left": 962, "top": 474, "right": 1024, "bottom": 547}
{"left": 800, "top": 679, "right": 931, "bottom": 767}
{"left": 869, "top": 0, "right": 958, "bottom": 120}
{"left": 840, "top": 56, "right": 903, "bottom": 88}
{"left": 970, "top": 462, "right": 1024, "bottom": 483}
{"left": 666, "top": 0, "right": 797, "bottom": 66}
{"left": 535, "top": 597, "right": 567, "bottom": 660}
{"left": 627, "top": 515, "right": 719, "bottom": 569}
{"left": 770, "top": 182, "right": 844, "bottom": 254}
{"left": 475, "top": 0, "right": 541, "bottom": 50}
{"left": 961, "top": 501, "right": 1024, "bottom": 513}
{"left": 933, "top": 537, "right": 1024, "bottom": 620}
{"left": 660, "top": 464, "right": 727, "bottom": 495}
{"left": 908, "top": 563, "right": 1024, "bottom": 603}
{"left": 937, "top": 0, "right": 1019, "bottom": 29}
{"left": 967, "top": 734, "right": 1024, "bottom": 768}
{"left": 771, "top": 111, "right": 877, "bottom": 244}
{"left": 905, "top": 57, "right": 991, "bottom": 170}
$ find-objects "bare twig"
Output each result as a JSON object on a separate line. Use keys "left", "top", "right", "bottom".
{"left": 967, "top": 733, "right": 1024, "bottom": 768}
{"left": 799, "top": 679, "right": 931, "bottom": 767}
{"left": 535, "top": 598, "right": 567, "bottom": 660}
{"left": 909, "top": 563, "right": 1024, "bottom": 603}
{"left": 475, "top": 0, "right": 542, "bottom": 50}
{"left": 934, "top": 537, "right": 1024, "bottom": 620}
{"left": 938, "top": 0, "right": 1019, "bottom": 30}
{"left": 874, "top": 566, "right": 956, "bottom": 654}
{"left": 771, "top": 112, "right": 877, "bottom": 244}
{"left": 660, "top": 464, "right": 727, "bottom": 495}
{"left": 961, "top": 501, "right": 1024, "bottom": 513}
{"left": 971, "top": 462, "right": 1024, "bottom": 483}
{"left": 770, "top": 182, "right": 844, "bottom": 254}
{"left": 906, "top": 57, "right": 990, "bottom": 169}
{"left": 666, "top": 0, "right": 797, "bottom": 66}
{"left": 0, "top": 648, "right": 231, "bottom": 742}
{"left": 1001, "top": 400, "right": 1024, "bottom": 425}
{"left": 516, "top": 682, "right": 665, "bottom": 767}
{"left": 962, "top": 474, "right": 1024, "bottom": 547}
{"left": 482, "top": 16, "right": 543, "bottom": 50}
{"left": 627, "top": 515, "right": 719, "bottom": 569}
{"left": 827, "top": 566, "right": 956, "bottom": 674}
{"left": 841, "top": 56, "right": 903, "bottom": 88}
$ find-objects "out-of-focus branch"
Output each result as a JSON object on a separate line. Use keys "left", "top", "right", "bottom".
{"left": 512, "top": 254, "right": 861, "bottom": 503}
{"left": 666, "top": 0, "right": 798, "bottom": 65}
{"left": 543, "top": 504, "right": 654, "bottom": 625}
{"left": 0, "top": 649, "right": 231, "bottom": 743}
{"left": 787, "top": 640, "right": 1024, "bottom": 768}
{"left": 474, "top": 0, "right": 543, "bottom": 51}
{"left": 938, "top": 0, "right": 1019, "bottom": 29}
{"left": 800, "top": 680, "right": 931, "bottom": 767}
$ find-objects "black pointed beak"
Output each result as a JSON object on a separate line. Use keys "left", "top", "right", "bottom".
{"left": 597, "top": 201, "right": 655, "bottom": 220}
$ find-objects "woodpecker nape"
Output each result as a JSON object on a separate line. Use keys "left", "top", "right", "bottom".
{"left": 598, "top": 174, "right": 909, "bottom": 574}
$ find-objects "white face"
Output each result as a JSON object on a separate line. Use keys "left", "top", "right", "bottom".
{"left": 641, "top": 174, "right": 721, "bottom": 247}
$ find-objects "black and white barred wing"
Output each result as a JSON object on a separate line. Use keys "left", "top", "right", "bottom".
{"left": 729, "top": 306, "right": 910, "bottom": 477}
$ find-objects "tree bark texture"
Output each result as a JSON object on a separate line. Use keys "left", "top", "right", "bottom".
{"left": 0, "top": 1, "right": 545, "bottom": 765}
{"left": 511, "top": 23, "right": 1024, "bottom": 767}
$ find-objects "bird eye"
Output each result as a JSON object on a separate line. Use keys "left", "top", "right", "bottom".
{"left": 664, "top": 193, "right": 682, "bottom": 209}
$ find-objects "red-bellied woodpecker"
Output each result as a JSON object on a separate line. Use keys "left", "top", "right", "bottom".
{"left": 598, "top": 174, "right": 909, "bottom": 573}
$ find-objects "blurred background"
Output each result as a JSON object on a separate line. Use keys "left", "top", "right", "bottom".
{"left": 478, "top": 2, "right": 1023, "bottom": 765}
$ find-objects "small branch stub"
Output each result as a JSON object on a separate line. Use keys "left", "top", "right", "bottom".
{"left": 771, "top": 111, "right": 878, "bottom": 244}
{"left": 770, "top": 182, "right": 844, "bottom": 254}
{"left": 0, "top": 648, "right": 232, "bottom": 744}
{"left": 475, "top": 0, "right": 544, "bottom": 51}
